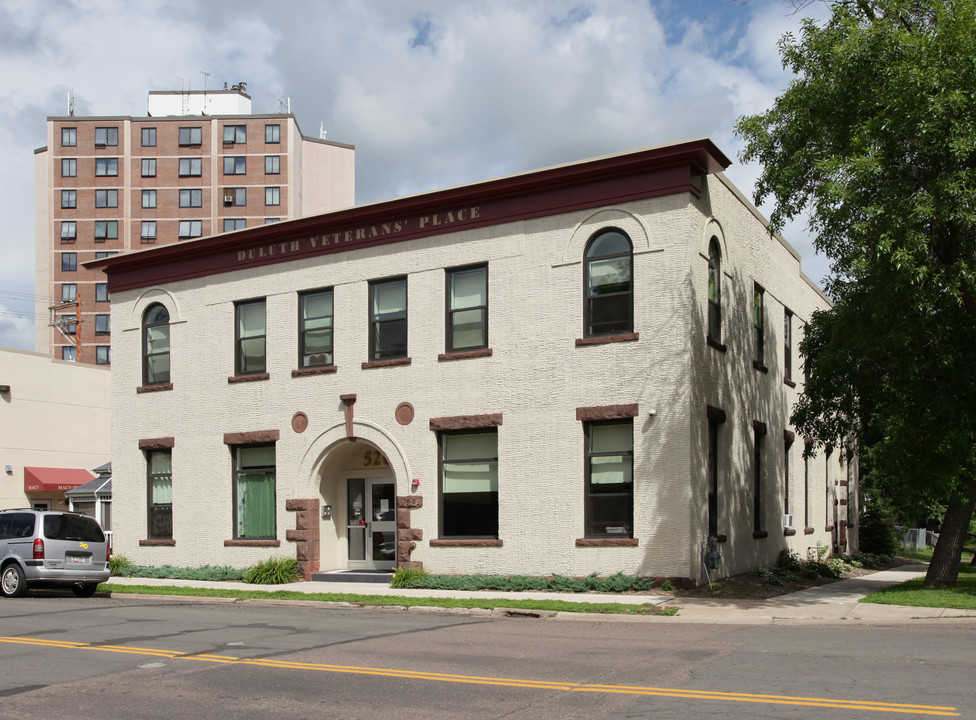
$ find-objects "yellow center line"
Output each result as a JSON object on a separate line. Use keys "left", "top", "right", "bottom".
{"left": 0, "top": 636, "right": 959, "bottom": 716}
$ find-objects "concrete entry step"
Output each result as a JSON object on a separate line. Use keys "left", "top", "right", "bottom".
{"left": 311, "top": 569, "right": 394, "bottom": 584}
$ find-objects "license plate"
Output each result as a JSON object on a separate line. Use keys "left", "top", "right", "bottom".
{"left": 70, "top": 555, "right": 88, "bottom": 564}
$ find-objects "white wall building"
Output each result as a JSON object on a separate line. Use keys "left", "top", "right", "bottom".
{"left": 0, "top": 348, "right": 111, "bottom": 513}
{"left": 95, "top": 139, "right": 857, "bottom": 584}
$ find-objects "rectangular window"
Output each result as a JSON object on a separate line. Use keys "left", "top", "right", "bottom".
{"left": 265, "top": 124, "right": 280, "bottom": 143}
{"left": 784, "top": 310, "right": 793, "bottom": 381}
{"left": 94, "top": 127, "right": 118, "bottom": 147}
{"left": 233, "top": 445, "right": 276, "bottom": 539}
{"left": 61, "top": 283, "right": 77, "bottom": 302}
{"left": 147, "top": 450, "right": 172, "bottom": 540}
{"left": 61, "top": 221, "right": 76, "bottom": 241}
{"left": 178, "top": 126, "right": 202, "bottom": 146}
{"left": 784, "top": 438, "right": 793, "bottom": 517}
{"left": 369, "top": 277, "right": 407, "bottom": 360}
{"left": 94, "top": 220, "right": 118, "bottom": 240}
{"left": 141, "top": 127, "right": 156, "bottom": 147}
{"left": 446, "top": 265, "right": 488, "bottom": 352}
{"left": 439, "top": 430, "right": 498, "bottom": 538}
{"left": 179, "top": 189, "right": 202, "bottom": 207}
{"left": 141, "top": 221, "right": 156, "bottom": 241}
{"left": 223, "top": 125, "right": 246, "bottom": 144}
{"left": 61, "top": 127, "right": 77, "bottom": 147}
{"left": 142, "top": 189, "right": 157, "bottom": 208}
{"left": 95, "top": 251, "right": 117, "bottom": 259}
{"left": 223, "top": 156, "right": 246, "bottom": 175}
{"left": 299, "top": 289, "right": 333, "bottom": 367}
{"left": 95, "top": 283, "right": 108, "bottom": 302}
{"left": 95, "top": 189, "right": 118, "bottom": 208}
{"left": 753, "top": 425, "right": 765, "bottom": 535}
{"left": 178, "top": 157, "right": 202, "bottom": 176}
{"left": 61, "top": 190, "right": 76, "bottom": 209}
{"left": 95, "top": 314, "right": 110, "bottom": 334}
{"left": 61, "top": 158, "right": 76, "bottom": 177}
{"left": 265, "top": 155, "right": 280, "bottom": 174}
{"left": 95, "top": 157, "right": 118, "bottom": 176}
{"left": 61, "top": 252, "right": 77, "bottom": 272}
{"left": 141, "top": 158, "right": 156, "bottom": 177}
{"left": 265, "top": 186, "right": 280, "bottom": 206}
{"left": 753, "top": 284, "right": 765, "bottom": 366}
{"left": 803, "top": 444, "right": 810, "bottom": 529}
{"left": 585, "top": 421, "right": 633, "bottom": 538}
{"left": 707, "top": 420, "right": 719, "bottom": 538}
{"left": 223, "top": 187, "right": 246, "bottom": 206}
{"left": 178, "top": 220, "right": 202, "bottom": 239}
{"left": 61, "top": 346, "right": 76, "bottom": 362}
{"left": 265, "top": 218, "right": 280, "bottom": 224}
{"left": 235, "top": 299, "right": 266, "bottom": 375}
{"left": 62, "top": 314, "right": 76, "bottom": 335}
{"left": 95, "top": 346, "right": 110, "bottom": 365}
{"left": 223, "top": 218, "right": 246, "bottom": 232}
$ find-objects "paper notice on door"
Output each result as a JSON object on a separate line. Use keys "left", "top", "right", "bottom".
{"left": 380, "top": 499, "right": 389, "bottom": 514}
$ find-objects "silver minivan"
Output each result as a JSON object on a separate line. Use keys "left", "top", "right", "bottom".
{"left": 0, "top": 509, "right": 111, "bottom": 598}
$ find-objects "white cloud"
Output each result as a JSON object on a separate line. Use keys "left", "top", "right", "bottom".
{"left": 0, "top": 0, "right": 830, "bottom": 351}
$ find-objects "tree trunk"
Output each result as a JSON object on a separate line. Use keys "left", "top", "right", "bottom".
{"left": 923, "top": 479, "right": 976, "bottom": 589}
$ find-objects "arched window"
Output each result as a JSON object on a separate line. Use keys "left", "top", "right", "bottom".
{"left": 143, "top": 303, "right": 170, "bottom": 386}
{"left": 707, "top": 238, "right": 722, "bottom": 342}
{"left": 584, "top": 229, "right": 633, "bottom": 337}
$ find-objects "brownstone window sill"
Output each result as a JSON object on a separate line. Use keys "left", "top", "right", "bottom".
{"left": 804, "top": 527, "right": 815, "bottom": 535}
{"left": 575, "top": 538, "right": 639, "bottom": 547}
{"left": 137, "top": 383, "right": 173, "bottom": 394}
{"left": 784, "top": 377, "right": 797, "bottom": 388}
{"left": 576, "top": 332, "right": 639, "bottom": 347}
{"left": 824, "top": 525, "right": 835, "bottom": 532}
{"left": 224, "top": 539, "right": 281, "bottom": 547}
{"left": 228, "top": 373, "right": 270, "bottom": 383}
{"left": 784, "top": 528, "right": 797, "bottom": 537}
{"left": 291, "top": 366, "right": 337, "bottom": 377}
{"left": 753, "top": 360, "right": 769, "bottom": 374}
{"left": 362, "top": 357, "right": 412, "bottom": 370}
{"left": 438, "top": 348, "right": 493, "bottom": 362}
{"left": 139, "top": 539, "right": 176, "bottom": 546}
{"left": 429, "top": 538, "right": 503, "bottom": 547}
{"left": 753, "top": 530, "right": 769, "bottom": 539}
{"left": 707, "top": 336, "right": 727, "bottom": 353}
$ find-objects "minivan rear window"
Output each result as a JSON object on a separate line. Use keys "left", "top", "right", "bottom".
{"left": 43, "top": 514, "right": 104, "bottom": 542}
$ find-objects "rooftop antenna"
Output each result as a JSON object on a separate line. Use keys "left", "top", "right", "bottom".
{"left": 67, "top": 90, "right": 74, "bottom": 116}
{"left": 201, "top": 71, "right": 211, "bottom": 115}
{"left": 319, "top": 122, "right": 327, "bottom": 140}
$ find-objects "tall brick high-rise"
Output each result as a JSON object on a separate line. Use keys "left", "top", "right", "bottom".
{"left": 34, "top": 85, "right": 355, "bottom": 364}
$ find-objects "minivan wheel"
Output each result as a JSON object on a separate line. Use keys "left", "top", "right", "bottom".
{"left": 1, "top": 564, "right": 28, "bottom": 598}
{"left": 71, "top": 583, "right": 98, "bottom": 598}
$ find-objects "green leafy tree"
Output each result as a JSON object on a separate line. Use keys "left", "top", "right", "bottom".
{"left": 737, "top": 0, "right": 976, "bottom": 588}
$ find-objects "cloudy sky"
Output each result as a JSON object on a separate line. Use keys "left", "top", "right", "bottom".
{"left": 0, "top": 0, "right": 829, "bottom": 351}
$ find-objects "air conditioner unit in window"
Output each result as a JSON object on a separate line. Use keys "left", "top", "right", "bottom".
{"left": 304, "top": 352, "right": 332, "bottom": 367}
{"left": 223, "top": 193, "right": 234, "bottom": 205}
{"left": 784, "top": 514, "right": 794, "bottom": 529}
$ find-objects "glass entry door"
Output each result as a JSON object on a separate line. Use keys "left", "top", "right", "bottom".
{"left": 346, "top": 477, "right": 396, "bottom": 570}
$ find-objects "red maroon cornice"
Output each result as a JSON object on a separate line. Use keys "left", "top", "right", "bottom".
{"left": 88, "top": 139, "right": 731, "bottom": 292}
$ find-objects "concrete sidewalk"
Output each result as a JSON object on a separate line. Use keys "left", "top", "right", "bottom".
{"left": 105, "top": 564, "right": 976, "bottom": 624}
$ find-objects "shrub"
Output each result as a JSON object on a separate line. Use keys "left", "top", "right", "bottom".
{"left": 399, "top": 572, "right": 655, "bottom": 593}
{"left": 660, "top": 580, "right": 675, "bottom": 591}
{"left": 242, "top": 556, "right": 299, "bottom": 585}
{"left": 122, "top": 564, "right": 244, "bottom": 581}
{"left": 758, "top": 567, "right": 784, "bottom": 586}
{"left": 390, "top": 565, "right": 431, "bottom": 589}
{"left": 776, "top": 549, "right": 803, "bottom": 572}
{"left": 109, "top": 554, "right": 133, "bottom": 576}
{"left": 858, "top": 512, "right": 901, "bottom": 556}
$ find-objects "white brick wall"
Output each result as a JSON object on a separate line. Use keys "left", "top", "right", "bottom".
{"left": 109, "top": 168, "right": 844, "bottom": 582}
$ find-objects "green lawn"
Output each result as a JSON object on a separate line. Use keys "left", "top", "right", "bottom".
{"left": 861, "top": 563, "right": 976, "bottom": 610}
{"left": 98, "top": 584, "right": 678, "bottom": 616}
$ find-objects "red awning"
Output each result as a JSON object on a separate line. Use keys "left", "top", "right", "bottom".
{"left": 24, "top": 467, "right": 94, "bottom": 493}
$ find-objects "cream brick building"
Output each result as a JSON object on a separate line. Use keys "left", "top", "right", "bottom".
{"left": 94, "top": 139, "right": 856, "bottom": 584}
